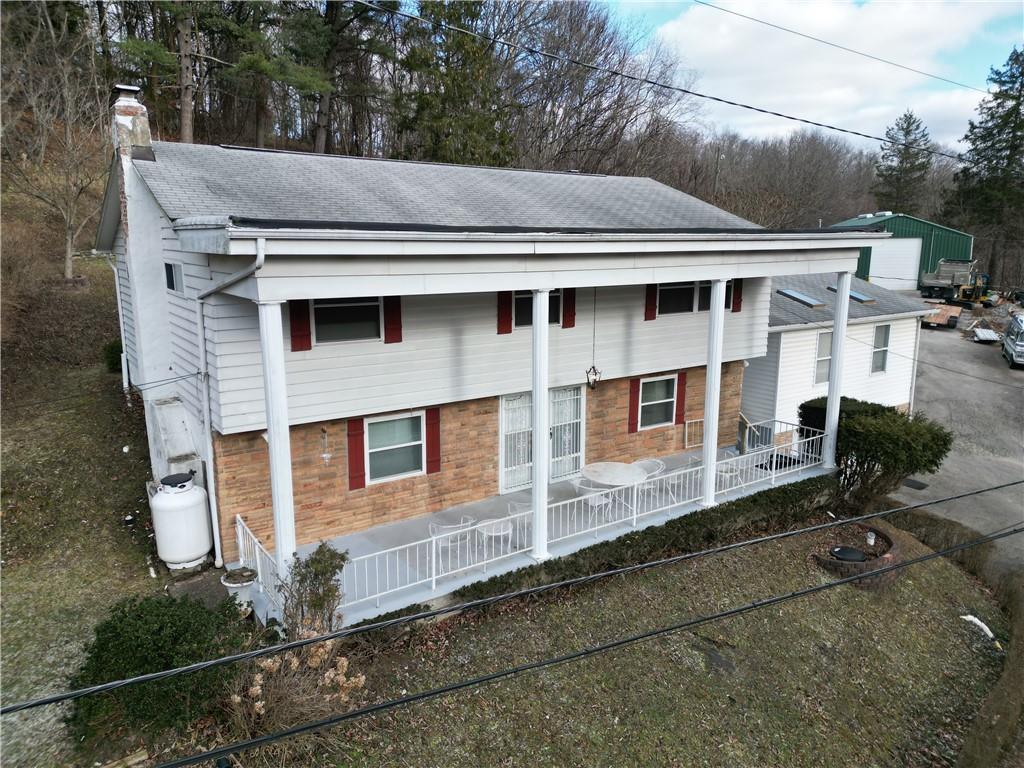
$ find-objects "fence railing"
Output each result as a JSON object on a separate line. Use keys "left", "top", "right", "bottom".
{"left": 235, "top": 515, "right": 282, "bottom": 609}
{"left": 236, "top": 430, "right": 826, "bottom": 613}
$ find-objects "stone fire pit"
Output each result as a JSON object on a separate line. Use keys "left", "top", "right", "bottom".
{"left": 814, "top": 524, "right": 903, "bottom": 591}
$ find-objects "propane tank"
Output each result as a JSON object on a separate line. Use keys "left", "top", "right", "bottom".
{"left": 150, "top": 471, "right": 212, "bottom": 569}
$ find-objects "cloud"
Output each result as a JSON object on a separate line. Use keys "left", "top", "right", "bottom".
{"left": 653, "top": 0, "right": 1018, "bottom": 149}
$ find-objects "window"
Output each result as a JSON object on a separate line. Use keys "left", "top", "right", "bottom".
{"left": 514, "top": 290, "right": 561, "bottom": 327}
{"left": 366, "top": 413, "right": 425, "bottom": 483}
{"left": 313, "top": 297, "right": 381, "bottom": 343}
{"left": 815, "top": 331, "right": 832, "bottom": 385}
{"left": 164, "top": 262, "right": 183, "bottom": 293}
{"left": 872, "top": 324, "right": 890, "bottom": 373}
{"left": 657, "top": 281, "right": 732, "bottom": 315}
{"left": 639, "top": 375, "right": 676, "bottom": 429}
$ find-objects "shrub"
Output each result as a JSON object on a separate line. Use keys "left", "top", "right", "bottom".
{"left": 102, "top": 338, "right": 122, "bottom": 373}
{"left": 798, "top": 395, "right": 894, "bottom": 432}
{"left": 69, "top": 595, "right": 249, "bottom": 738}
{"left": 279, "top": 542, "right": 349, "bottom": 633}
{"left": 454, "top": 475, "right": 836, "bottom": 602}
{"left": 836, "top": 410, "right": 953, "bottom": 502}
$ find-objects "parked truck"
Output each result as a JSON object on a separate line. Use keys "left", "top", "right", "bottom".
{"left": 919, "top": 259, "right": 989, "bottom": 305}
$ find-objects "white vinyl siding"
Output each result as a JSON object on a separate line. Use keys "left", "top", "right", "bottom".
{"left": 209, "top": 279, "right": 771, "bottom": 434}
{"left": 867, "top": 239, "right": 922, "bottom": 290}
{"left": 771, "top": 317, "right": 920, "bottom": 425}
{"left": 740, "top": 333, "right": 780, "bottom": 424}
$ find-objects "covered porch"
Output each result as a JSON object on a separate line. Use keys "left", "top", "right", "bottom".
{"left": 236, "top": 420, "right": 827, "bottom": 625}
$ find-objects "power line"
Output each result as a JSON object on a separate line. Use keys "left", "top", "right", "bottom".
{"left": 692, "top": 0, "right": 989, "bottom": 95}
{"left": 353, "top": 1, "right": 965, "bottom": 164}
{"left": 157, "top": 523, "right": 1023, "bottom": 767}
{"left": 4, "top": 480, "right": 1020, "bottom": 717}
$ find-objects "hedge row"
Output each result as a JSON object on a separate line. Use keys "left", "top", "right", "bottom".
{"left": 453, "top": 474, "right": 837, "bottom": 602}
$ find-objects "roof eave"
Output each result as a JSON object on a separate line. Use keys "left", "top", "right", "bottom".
{"left": 768, "top": 308, "right": 932, "bottom": 333}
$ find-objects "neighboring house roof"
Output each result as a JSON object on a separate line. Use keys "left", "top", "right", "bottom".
{"left": 131, "top": 141, "right": 760, "bottom": 233}
{"left": 829, "top": 212, "right": 971, "bottom": 237}
{"left": 770, "top": 274, "right": 931, "bottom": 330}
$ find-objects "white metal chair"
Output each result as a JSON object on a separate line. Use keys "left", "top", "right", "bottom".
{"left": 570, "top": 477, "right": 614, "bottom": 528}
{"left": 428, "top": 516, "right": 475, "bottom": 548}
{"left": 633, "top": 458, "right": 673, "bottom": 504}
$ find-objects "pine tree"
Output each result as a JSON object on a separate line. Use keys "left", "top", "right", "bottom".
{"left": 949, "top": 47, "right": 1024, "bottom": 287}
{"left": 873, "top": 110, "right": 932, "bottom": 216}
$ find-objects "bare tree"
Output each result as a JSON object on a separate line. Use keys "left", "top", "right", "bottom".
{"left": 2, "top": 2, "right": 109, "bottom": 281}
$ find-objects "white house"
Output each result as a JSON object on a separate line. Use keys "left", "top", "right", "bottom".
{"left": 96, "top": 85, "right": 888, "bottom": 623}
{"left": 741, "top": 274, "right": 931, "bottom": 431}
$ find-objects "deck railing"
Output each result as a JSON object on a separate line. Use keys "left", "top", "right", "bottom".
{"left": 235, "top": 430, "right": 827, "bottom": 614}
{"left": 235, "top": 515, "right": 282, "bottom": 609}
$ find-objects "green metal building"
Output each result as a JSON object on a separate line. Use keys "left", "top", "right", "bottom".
{"left": 829, "top": 212, "right": 974, "bottom": 288}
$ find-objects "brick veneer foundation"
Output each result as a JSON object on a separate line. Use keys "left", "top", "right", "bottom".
{"left": 214, "top": 363, "right": 744, "bottom": 561}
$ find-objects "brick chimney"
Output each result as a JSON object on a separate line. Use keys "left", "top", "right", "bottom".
{"left": 111, "top": 84, "right": 154, "bottom": 162}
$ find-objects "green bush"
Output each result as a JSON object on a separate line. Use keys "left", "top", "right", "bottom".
{"left": 69, "top": 595, "right": 249, "bottom": 738}
{"left": 798, "top": 395, "right": 894, "bottom": 432}
{"left": 454, "top": 475, "right": 836, "bottom": 602}
{"left": 280, "top": 542, "right": 349, "bottom": 633}
{"left": 102, "top": 338, "right": 122, "bottom": 373}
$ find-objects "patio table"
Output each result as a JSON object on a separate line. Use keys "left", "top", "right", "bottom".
{"left": 580, "top": 462, "right": 647, "bottom": 487}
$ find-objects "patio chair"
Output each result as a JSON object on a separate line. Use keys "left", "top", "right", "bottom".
{"left": 633, "top": 458, "right": 673, "bottom": 505}
{"left": 428, "top": 516, "right": 475, "bottom": 551}
{"left": 570, "top": 477, "right": 614, "bottom": 528}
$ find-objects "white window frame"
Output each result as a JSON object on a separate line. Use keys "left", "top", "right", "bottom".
{"left": 364, "top": 411, "right": 427, "bottom": 485}
{"left": 311, "top": 297, "right": 383, "bottom": 346}
{"left": 638, "top": 374, "right": 677, "bottom": 431}
{"left": 656, "top": 281, "right": 733, "bottom": 316}
{"left": 871, "top": 323, "right": 891, "bottom": 374}
{"left": 513, "top": 289, "right": 561, "bottom": 328}
{"left": 164, "top": 262, "right": 184, "bottom": 294}
{"left": 814, "top": 330, "right": 833, "bottom": 385}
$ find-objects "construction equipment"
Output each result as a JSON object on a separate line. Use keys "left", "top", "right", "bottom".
{"left": 920, "top": 259, "right": 989, "bottom": 306}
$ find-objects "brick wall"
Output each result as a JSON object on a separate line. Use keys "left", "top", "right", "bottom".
{"left": 215, "top": 362, "right": 744, "bottom": 561}
{"left": 585, "top": 362, "right": 744, "bottom": 463}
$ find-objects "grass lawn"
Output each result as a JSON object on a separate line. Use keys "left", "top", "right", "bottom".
{"left": 2, "top": 263, "right": 162, "bottom": 766}
{"left": 284, "top": 524, "right": 1008, "bottom": 768}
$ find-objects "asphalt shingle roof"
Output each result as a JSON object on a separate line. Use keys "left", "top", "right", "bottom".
{"left": 770, "top": 274, "right": 930, "bottom": 328}
{"left": 134, "top": 141, "right": 759, "bottom": 232}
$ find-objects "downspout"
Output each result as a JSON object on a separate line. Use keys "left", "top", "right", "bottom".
{"left": 909, "top": 319, "right": 922, "bottom": 412}
{"left": 196, "top": 237, "right": 267, "bottom": 568}
{"left": 105, "top": 252, "right": 130, "bottom": 392}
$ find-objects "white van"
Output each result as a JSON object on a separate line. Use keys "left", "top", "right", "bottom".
{"left": 1003, "top": 314, "right": 1024, "bottom": 369}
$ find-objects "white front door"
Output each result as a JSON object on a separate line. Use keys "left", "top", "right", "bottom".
{"left": 500, "top": 386, "right": 585, "bottom": 493}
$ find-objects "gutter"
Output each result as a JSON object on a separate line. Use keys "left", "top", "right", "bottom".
{"left": 104, "top": 252, "right": 130, "bottom": 392}
{"left": 194, "top": 236, "right": 267, "bottom": 567}
{"left": 768, "top": 309, "right": 932, "bottom": 334}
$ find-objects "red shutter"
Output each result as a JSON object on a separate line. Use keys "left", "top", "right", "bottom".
{"left": 347, "top": 418, "right": 366, "bottom": 490}
{"left": 383, "top": 296, "right": 402, "bottom": 343}
{"left": 289, "top": 300, "right": 312, "bottom": 351}
{"left": 674, "top": 371, "right": 687, "bottom": 425}
{"left": 425, "top": 407, "right": 441, "bottom": 474}
{"left": 627, "top": 378, "right": 641, "bottom": 433}
{"left": 562, "top": 288, "right": 576, "bottom": 328}
{"left": 644, "top": 284, "right": 658, "bottom": 321}
{"left": 731, "top": 279, "right": 743, "bottom": 312}
{"left": 497, "top": 291, "right": 513, "bottom": 334}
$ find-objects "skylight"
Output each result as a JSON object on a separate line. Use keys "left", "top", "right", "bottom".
{"left": 827, "top": 285, "right": 877, "bottom": 304}
{"left": 776, "top": 289, "right": 825, "bottom": 309}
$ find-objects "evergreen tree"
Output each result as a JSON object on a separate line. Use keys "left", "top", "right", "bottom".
{"left": 948, "top": 47, "right": 1024, "bottom": 287}
{"left": 873, "top": 110, "right": 932, "bottom": 216}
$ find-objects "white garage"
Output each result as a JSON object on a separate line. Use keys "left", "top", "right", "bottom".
{"left": 864, "top": 237, "right": 922, "bottom": 290}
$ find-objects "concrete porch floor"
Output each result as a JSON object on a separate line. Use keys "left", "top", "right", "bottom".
{"left": 264, "top": 445, "right": 830, "bottom": 626}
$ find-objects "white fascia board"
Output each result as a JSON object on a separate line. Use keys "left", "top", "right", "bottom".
{"left": 768, "top": 309, "right": 932, "bottom": 334}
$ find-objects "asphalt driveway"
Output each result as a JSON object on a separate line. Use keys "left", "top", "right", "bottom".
{"left": 893, "top": 309, "right": 1024, "bottom": 577}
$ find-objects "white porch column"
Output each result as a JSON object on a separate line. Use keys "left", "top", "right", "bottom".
{"left": 531, "top": 289, "right": 551, "bottom": 561}
{"left": 701, "top": 279, "right": 727, "bottom": 506}
{"left": 257, "top": 300, "right": 297, "bottom": 574}
{"left": 822, "top": 271, "right": 852, "bottom": 469}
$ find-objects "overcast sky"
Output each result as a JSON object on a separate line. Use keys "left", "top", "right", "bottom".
{"left": 607, "top": 0, "right": 1022, "bottom": 150}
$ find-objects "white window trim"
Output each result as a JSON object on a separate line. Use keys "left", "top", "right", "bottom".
{"left": 513, "top": 289, "right": 561, "bottom": 329}
{"left": 364, "top": 410, "right": 427, "bottom": 485}
{"left": 638, "top": 374, "right": 677, "bottom": 431}
{"left": 814, "top": 330, "right": 832, "bottom": 386}
{"left": 656, "top": 281, "right": 733, "bottom": 317}
{"left": 164, "top": 262, "right": 184, "bottom": 295}
{"left": 871, "top": 323, "right": 891, "bottom": 375}
{"left": 310, "top": 297, "right": 384, "bottom": 346}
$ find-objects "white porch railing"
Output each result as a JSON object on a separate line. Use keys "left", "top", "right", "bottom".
{"left": 236, "top": 515, "right": 282, "bottom": 609}
{"left": 235, "top": 429, "right": 827, "bottom": 614}
{"left": 340, "top": 508, "right": 533, "bottom": 608}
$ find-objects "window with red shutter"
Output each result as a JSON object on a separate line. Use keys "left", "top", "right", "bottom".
{"left": 562, "top": 288, "right": 576, "bottom": 328}
{"left": 425, "top": 407, "right": 441, "bottom": 474}
{"left": 383, "top": 296, "right": 402, "bottom": 343}
{"left": 731, "top": 279, "right": 743, "bottom": 312}
{"left": 347, "top": 418, "right": 366, "bottom": 490}
{"left": 644, "top": 285, "right": 658, "bottom": 321}
{"left": 674, "top": 371, "right": 687, "bottom": 425}
{"left": 627, "top": 378, "right": 640, "bottom": 433}
{"left": 289, "top": 300, "right": 312, "bottom": 351}
{"left": 497, "top": 292, "right": 513, "bottom": 334}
